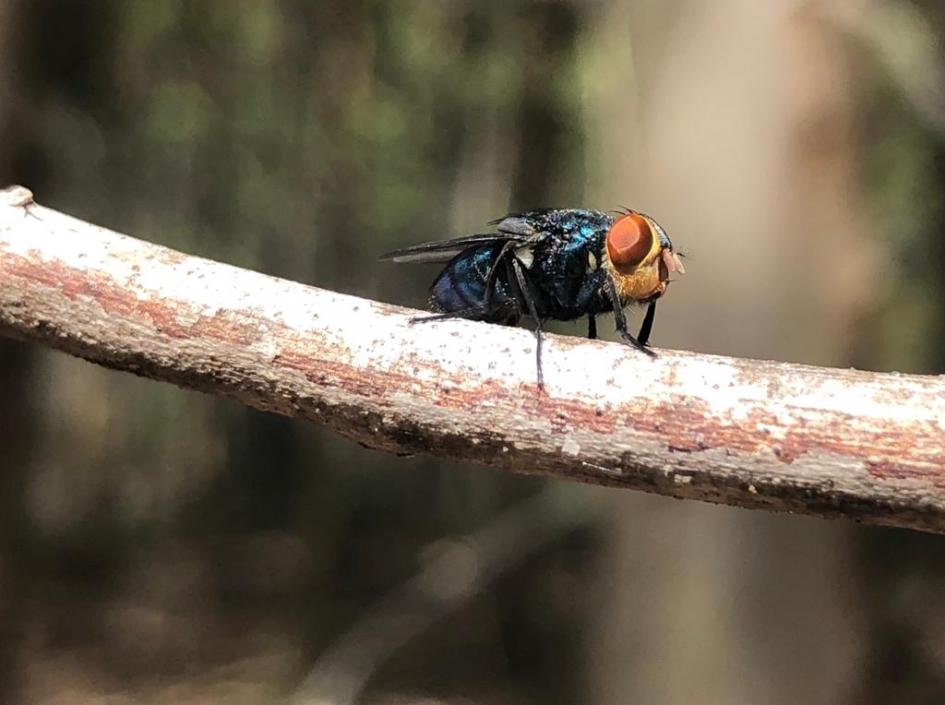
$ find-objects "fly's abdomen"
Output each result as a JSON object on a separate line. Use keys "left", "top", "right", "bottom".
{"left": 430, "top": 244, "right": 514, "bottom": 320}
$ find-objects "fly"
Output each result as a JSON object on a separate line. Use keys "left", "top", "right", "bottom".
{"left": 381, "top": 208, "right": 686, "bottom": 388}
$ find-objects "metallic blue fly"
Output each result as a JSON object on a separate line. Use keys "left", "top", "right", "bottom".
{"left": 381, "top": 208, "right": 685, "bottom": 387}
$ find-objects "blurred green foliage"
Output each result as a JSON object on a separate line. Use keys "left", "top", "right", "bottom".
{"left": 2, "top": 1, "right": 600, "bottom": 702}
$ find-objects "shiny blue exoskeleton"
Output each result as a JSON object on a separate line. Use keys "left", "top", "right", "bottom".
{"left": 429, "top": 242, "right": 519, "bottom": 323}
{"left": 520, "top": 209, "right": 616, "bottom": 321}
{"left": 382, "top": 208, "right": 684, "bottom": 387}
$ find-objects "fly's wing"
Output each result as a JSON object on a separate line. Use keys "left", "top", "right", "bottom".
{"left": 380, "top": 231, "right": 534, "bottom": 264}
{"left": 489, "top": 210, "right": 551, "bottom": 237}
{"left": 382, "top": 210, "right": 557, "bottom": 264}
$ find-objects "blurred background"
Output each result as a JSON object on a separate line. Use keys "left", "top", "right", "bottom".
{"left": 2, "top": 1, "right": 945, "bottom": 703}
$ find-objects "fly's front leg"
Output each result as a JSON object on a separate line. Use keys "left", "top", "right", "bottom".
{"left": 604, "top": 278, "right": 656, "bottom": 357}
{"left": 637, "top": 301, "right": 656, "bottom": 346}
{"left": 587, "top": 315, "right": 597, "bottom": 340}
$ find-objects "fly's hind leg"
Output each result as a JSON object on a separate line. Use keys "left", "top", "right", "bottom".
{"left": 409, "top": 308, "right": 482, "bottom": 324}
{"left": 587, "top": 315, "right": 597, "bottom": 340}
{"left": 482, "top": 240, "right": 517, "bottom": 312}
{"left": 409, "top": 304, "right": 516, "bottom": 325}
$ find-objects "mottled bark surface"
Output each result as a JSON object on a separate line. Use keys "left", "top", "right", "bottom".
{"left": 2, "top": 186, "right": 945, "bottom": 532}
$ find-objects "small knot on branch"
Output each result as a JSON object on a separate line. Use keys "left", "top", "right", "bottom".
{"left": 0, "top": 185, "right": 35, "bottom": 209}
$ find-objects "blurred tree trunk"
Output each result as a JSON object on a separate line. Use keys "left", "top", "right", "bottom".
{"left": 585, "top": 1, "right": 873, "bottom": 703}
{"left": 0, "top": 2, "right": 31, "bottom": 701}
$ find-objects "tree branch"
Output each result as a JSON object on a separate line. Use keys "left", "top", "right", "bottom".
{"left": 2, "top": 185, "right": 944, "bottom": 533}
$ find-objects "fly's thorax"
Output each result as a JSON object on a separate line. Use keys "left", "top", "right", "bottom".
{"left": 603, "top": 212, "right": 679, "bottom": 305}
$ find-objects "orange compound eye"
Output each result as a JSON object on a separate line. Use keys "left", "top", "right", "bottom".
{"left": 606, "top": 213, "right": 653, "bottom": 270}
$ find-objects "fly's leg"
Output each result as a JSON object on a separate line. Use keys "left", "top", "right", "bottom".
{"left": 587, "top": 315, "right": 597, "bottom": 340}
{"left": 482, "top": 240, "right": 517, "bottom": 312}
{"left": 409, "top": 309, "right": 483, "bottom": 324}
{"left": 409, "top": 303, "right": 516, "bottom": 325}
{"left": 637, "top": 301, "right": 656, "bottom": 346}
{"left": 510, "top": 258, "right": 545, "bottom": 388}
{"left": 605, "top": 278, "right": 656, "bottom": 357}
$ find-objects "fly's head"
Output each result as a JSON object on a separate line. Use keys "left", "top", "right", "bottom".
{"left": 604, "top": 211, "right": 685, "bottom": 304}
